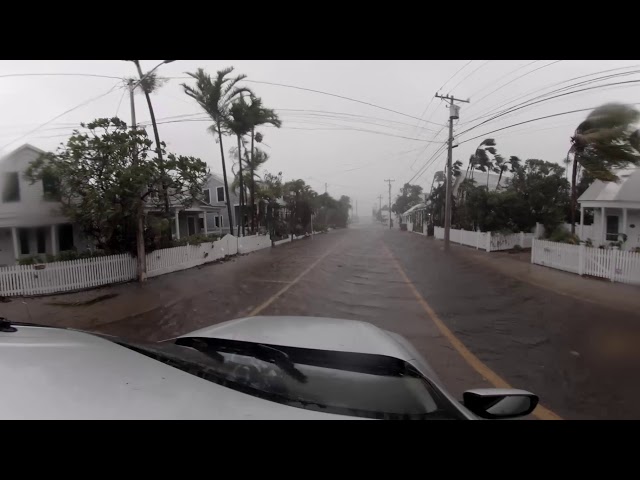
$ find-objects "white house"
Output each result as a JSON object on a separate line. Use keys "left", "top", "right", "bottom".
{"left": 0, "top": 144, "right": 89, "bottom": 266}
{"left": 452, "top": 171, "right": 510, "bottom": 197}
{"left": 578, "top": 166, "right": 640, "bottom": 250}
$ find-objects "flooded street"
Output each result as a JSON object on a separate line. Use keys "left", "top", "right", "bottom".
{"left": 76, "top": 223, "right": 640, "bottom": 419}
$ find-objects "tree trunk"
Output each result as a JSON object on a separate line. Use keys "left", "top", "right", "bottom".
{"left": 136, "top": 206, "right": 147, "bottom": 282}
{"left": 134, "top": 61, "right": 170, "bottom": 229}
{"left": 217, "top": 122, "right": 234, "bottom": 236}
{"left": 497, "top": 169, "right": 503, "bottom": 188}
{"left": 570, "top": 156, "right": 578, "bottom": 234}
{"left": 237, "top": 135, "right": 245, "bottom": 237}
{"left": 250, "top": 128, "right": 256, "bottom": 233}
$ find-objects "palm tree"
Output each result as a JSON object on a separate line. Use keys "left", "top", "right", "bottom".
{"left": 568, "top": 103, "right": 640, "bottom": 233}
{"left": 494, "top": 155, "right": 508, "bottom": 188}
{"left": 467, "top": 138, "right": 497, "bottom": 182}
{"left": 226, "top": 96, "right": 253, "bottom": 236}
{"left": 182, "top": 67, "right": 251, "bottom": 235}
{"left": 244, "top": 97, "right": 281, "bottom": 231}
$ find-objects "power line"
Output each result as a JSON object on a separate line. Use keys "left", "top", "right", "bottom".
{"left": 0, "top": 81, "right": 123, "bottom": 153}
{"left": 464, "top": 67, "right": 640, "bottom": 125}
{"left": 456, "top": 102, "right": 640, "bottom": 147}
{"left": 448, "top": 60, "right": 492, "bottom": 94}
{"left": 456, "top": 79, "right": 640, "bottom": 139}
{"left": 0, "top": 73, "right": 124, "bottom": 80}
{"left": 465, "top": 63, "right": 640, "bottom": 123}
{"left": 467, "top": 60, "right": 563, "bottom": 112}
{"left": 465, "top": 61, "right": 540, "bottom": 104}
{"left": 172, "top": 76, "right": 444, "bottom": 125}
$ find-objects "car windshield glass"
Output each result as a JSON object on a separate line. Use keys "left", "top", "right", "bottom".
{"left": 116, "top": 336, "right": 462, "bottom": 420}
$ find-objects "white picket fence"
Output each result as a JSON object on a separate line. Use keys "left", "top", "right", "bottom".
{"left": 0, "top": 254, "right": 136, "bottom": 297}
{"left": 531, "top": 238, "right": 640, "bottom": 285}
{"left": 0, "top": 233, "right": 272, "bottom": 297}
{"left": 434, "top": 226, "right": 533, "bottom": 252}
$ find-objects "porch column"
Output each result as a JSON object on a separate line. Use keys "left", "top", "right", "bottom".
{"left": 203, "top": 212, "right": 208, "bottom": 234}
{"left": 11, "top": 227, "right": 19, "bottom": 261}
{"left": 601, "top": 206, "right": 606, "bottom": 244}
{"left": 174, "top": 209, "right": 180, "bottom": 240}
{"left": 579, "top": 206, "right": 584, "bottom": 239}
{"left": 51, "top": 224, "right": 58, "bottom": 255}
{"left": 622, "top": 207, "right": 628, "bottom": 236}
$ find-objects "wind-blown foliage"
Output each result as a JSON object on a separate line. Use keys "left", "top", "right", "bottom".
{"left": 568, "top": 102, "right": 640, "bottom": 232}
{"left": 24, "top": 118, "right": 208, "bottom": 254}
{"left": 182, "top": 67, "right": 252, "bottom": 234}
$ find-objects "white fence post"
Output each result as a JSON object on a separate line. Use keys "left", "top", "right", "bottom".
{"left": 519, "top": 231, "right": 524, "bottom": 246}
{"left": 610, "top": 248, "right": 617, "bottom": 282}
{"left": 578, "top": 243, "right": 584, "bottom": 276}
{"left": 486, "top": 232, "right": 491, "bottom": 252}
{"left": 531, "top": 238, "right": 535, "bottom": 263}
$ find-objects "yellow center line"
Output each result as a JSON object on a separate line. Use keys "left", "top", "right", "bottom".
{"left": 383, "top": 243, "right": 562, "bottom": 421}
{"left": 247, "top": 240, "right": 345, "bottom": 317}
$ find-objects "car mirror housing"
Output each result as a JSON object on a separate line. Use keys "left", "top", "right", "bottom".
{"left": 463, "top": 389, "right": 539, "bottom": 419}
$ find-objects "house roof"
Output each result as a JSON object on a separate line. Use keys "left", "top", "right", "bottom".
{"left": 401, "top": 203, "right": 426, "bottom": 215}
{"left": 0, "top": 143, "right": 45, "bottom": 164}
{"left": 578, "top": 166, "right": 640, "bottom": 204}
{"left": 452, "top": 171, "right": 509, "bottom": 195}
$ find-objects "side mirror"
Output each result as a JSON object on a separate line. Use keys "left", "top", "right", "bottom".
{"left": 463, "top": 389, "right": 539, "bottom": 419}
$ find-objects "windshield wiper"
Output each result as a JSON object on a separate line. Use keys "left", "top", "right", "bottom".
{"left": 175, "top": 337, "right": 308, "bottom": 384}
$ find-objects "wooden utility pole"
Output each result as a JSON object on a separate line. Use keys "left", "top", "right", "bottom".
{"left": 128, "top": 79, "right": 147, "bottom": 283}
{"left": 384, "top": 179, "right": 394, "bottom": 229}
{"left": 435, "top": 93, "right": 469, "bottom": 251}
{"left": 377, "top": 194, "right": 383, "bottom": 220}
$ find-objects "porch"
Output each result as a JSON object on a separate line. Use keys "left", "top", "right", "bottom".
{"left": 171, "top": 205, "right": 221, "bottom": 240}
{"left": 579, "top": 204, "right": 640, "bottom": 250}
{"left": 0, "top": 223, "right": 79, "bottom": 266}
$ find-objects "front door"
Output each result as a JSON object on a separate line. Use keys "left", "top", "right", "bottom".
{"left": 187, "top": 216, "right": 196, "bottom": 236}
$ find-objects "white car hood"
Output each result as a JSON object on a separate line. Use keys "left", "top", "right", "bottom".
{"left": 178, "top": 315, "right": 415, "bottom": 361}
{"left": 0, "top": 325, "right": 352, "bottom": 420}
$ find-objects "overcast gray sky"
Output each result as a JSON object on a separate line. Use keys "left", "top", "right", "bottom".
{"left": 1, "top": 60, "right": 639, "bottom": 215}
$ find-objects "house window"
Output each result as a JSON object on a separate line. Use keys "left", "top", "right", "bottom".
{"left": 3, "top": 172, "right": 20, "bottom": 202}
{"left": 42, "top": 171, "right": 60, "bottom": 200}
{"left": 214, "top": 216, "right": 222, "bottom": 228}
{"left": 606, "top": 215, "right": 619, "bottom": 241}
{"left": 199, "top": 217, "right": 205, "bottom": 230}
{"left": 19, "top": 229, "right": 29, "bottom": 255}
{"left": 216, "top": 186, "right": 225, "bottom": 202}
{"left": 58, "top": 224, "right": 74, "bottom": 251}
{"left": 36, "top": 227, "right": 47, "bottom": 254}
{"left": 203, "top": 189, "right": 211, "bottom": 204}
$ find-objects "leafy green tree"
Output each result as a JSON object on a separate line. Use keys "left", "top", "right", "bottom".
{"left": 182, "top": 67, "right": 251, "bottom": 235}
{"left": 283, "top": 179, "right": 317, "bottom": 236}
{"left": 256, "top": 171, "right": 283, "bottom": 236}
{"left": 466, "top": 138, "right": 497, "bottom": 182}
{"left": 568, "top": 103, "right": 640, "bottom": 232}
{"left": 25, "top": 118, "right": 208, "bottom": 256}
{"left": 391, "top": 183, "right": 423, "bottom": 216}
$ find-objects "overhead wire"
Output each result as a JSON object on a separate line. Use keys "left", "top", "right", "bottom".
{"left": 0, "top": 80, "right": 124, "bottom": 153}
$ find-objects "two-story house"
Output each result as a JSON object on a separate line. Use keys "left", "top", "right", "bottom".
{"left": 202, "top": 173, "right": 241, "bottom": 235}
{"left": 0, "top": 144, "right": 86, "bottom": 266}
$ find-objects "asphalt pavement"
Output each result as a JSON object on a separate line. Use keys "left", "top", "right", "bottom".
{"left": 89, "top": 223, "right": 640, "bottom": 419}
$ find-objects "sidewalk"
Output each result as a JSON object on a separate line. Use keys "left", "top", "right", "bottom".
{"left": 446, "top": 240, "right": 640, "bottom": 315}
{"left": 0, "top": 253, "right": 256, "bottom": 331}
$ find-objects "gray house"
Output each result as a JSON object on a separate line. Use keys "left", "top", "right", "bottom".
{"left": 202, "top": 173, "right": 241, "bottom": 235}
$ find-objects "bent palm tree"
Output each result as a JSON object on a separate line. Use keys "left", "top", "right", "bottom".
{"left": 182, "top": 67, "right": 251, "bottom": 235}
{"left": 244, "top": 97, "right": 281, "bottom": 231}
{"left": 226, "top": 96, "right": 253, "bottom": 236}
{"left": 568, "top": 103, "right": 640, "bottom": 233}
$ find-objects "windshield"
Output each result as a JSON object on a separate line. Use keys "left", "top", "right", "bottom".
{"left": 117, "top": 337, "right": 462, "bottom": 420}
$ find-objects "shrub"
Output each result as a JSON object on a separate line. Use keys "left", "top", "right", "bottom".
{"left": 18, "top": 249, "right": 107, "bottom": 265}
{"left": 171, "top": 233, "right": 221, "bottom": 247}
{"left": 548, "top": 227, "right": 579, "bottom": 245}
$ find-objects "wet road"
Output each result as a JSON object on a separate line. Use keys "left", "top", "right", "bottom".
{"left": 94, "top": 223, "right": 640, "bottom": 420}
